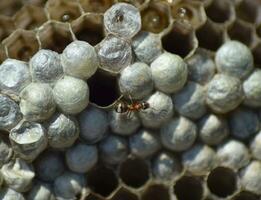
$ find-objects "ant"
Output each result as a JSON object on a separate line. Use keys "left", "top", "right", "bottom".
{"left": 114, "top": 95, "right": 150, "bottom": 117}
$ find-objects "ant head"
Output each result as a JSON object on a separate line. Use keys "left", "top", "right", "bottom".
{"left": 142, "top": 102, "right": 150, "bottom": 110}
{"left": 115, "top": 101, "right": 128, "bottom": 113}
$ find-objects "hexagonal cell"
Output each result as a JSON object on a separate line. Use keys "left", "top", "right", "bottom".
{"left": 87, "top": 69, "right": 120, "bottom": 108}
{"left": 0, "top": 1, "right": 23, "bottom": 17}
{"left": 14, "top": 5, "right": 47, "bottom": 30}
{"left": 228, "top": 20, "right": 256, "bottom": 47}
{"left": 37, "top": 21, "right": 74, "bottom": 53}
{"left": 173, "top": 176, "right": 204, "bottom": 200}
{"left": 141, "top": 184, "right": 170, "bottom": 200}
{"left": 45, "top": 0, "right": 82, "bottom": 23}
{"left": 79, "top": 0, "right": 114, "bottom": 13}
{"left": 252, "top": 42, "right": 261, "bottom": 67}
{"left": 236, "top": 0, "right": 260, "bottom": 24}
{"left": 119, "top": 157, "right": 150, "bottom": 188}
{"left": 111, "top": 187, "right": 139, "bottom": 200}
{"left": 171, "top": 0, "right": 207, "bottom": 30}
{"left": 196, "top": 20, "right": 224, "bottom": 51}
{"left": 141, "top": 1, "right": 172, "bottom": 34}
{"left": 0, "top": 16, "right": 15, "bottom": 42}
{"left": 232, "top": 191, "right": 260, "bottom": 200}
{"left": 205, "top": 0, "right": 235, "bottom": 24}
{"left": 3, "top": 29, "right": 39, "bottom": 61}
{"left": 162, "top": 22, "right": 197, "bottom": 58}
{"left": 207, "top": 167, "right": 238, "bottom": 198}
{"left": 71, "top": 13, "right": 104, "bottom": 46}
{"left": 87, "top": 165, "right": 119, "bottom": 197}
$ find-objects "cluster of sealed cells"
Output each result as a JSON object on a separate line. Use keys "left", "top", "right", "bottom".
{"left": 1, "top": 0, "right": 261, "bottom": 200}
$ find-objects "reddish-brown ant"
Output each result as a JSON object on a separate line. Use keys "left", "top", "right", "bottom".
{"left": 114, "top": 95, "right": 150, "bottom": 117}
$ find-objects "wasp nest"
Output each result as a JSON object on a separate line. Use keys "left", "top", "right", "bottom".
{"left": 1, "top": 0, "right": 261, "bottom": 200}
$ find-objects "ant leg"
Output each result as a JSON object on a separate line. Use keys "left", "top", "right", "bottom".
{"left": 128, "top": 93, "right": 134, "bottom": 104}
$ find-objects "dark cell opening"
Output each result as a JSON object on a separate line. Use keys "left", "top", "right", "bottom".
{"left": 142, "top": 184, "right": 170, "bottom": 200}
{"left": 84, "top": 193, "right": 104, "bottom": 200}
{"left": 252, "top": 43, "right": 261, "bottom": 67}
{"left": 87, "top": 69, "right": 119, "bottom": 107}
{"left": 162, "top": 24, "right": 194, "bottom": 58}
{"left": 111, "top": 188, "right": 139, "bottom": 200}
{"left": 206, "top": 0, "right": 231, "bottom": 23}
{"left": 196, "top": 21, "right": 223, "bottom": 51}
{"left": 228, "top": 20, "right": 253, "bottom": 47}
{"left": 119, "top": 157, "right": 149, "bottom": 188}
{"left": 236, "top": 0, "right": 258, "bottom": 23}
{"left": 87, "top": 166, "right": 119, "bottom": 197}
{"left": 73, "top": 15, "right": 104, "bottom": 46}
{"left": 174, "top": 176, "right": 204, "bottom": 200}
{"left": 232, "top": 191, "right": 259, "bottom": 200}
{"left": 207, "top": 167, "right": 237, "bottom": 197}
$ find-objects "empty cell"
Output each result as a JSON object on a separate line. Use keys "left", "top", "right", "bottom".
{"left": 207, "top": 167, "right": 238, "bottom": 198}
{"left": 87, "top": 69, "right": 120, "bottom": 107}
{"left": 14, "top": 5, "right": 47, "bottom": 30}
{"left": 79, "top": 0, "right": 114, "bottom": 13}
{"left": 71, "top": 14, "right": 104, "bottom": 46}
{"left": 236, "top": 0, "right": 259, "bottom": 23}
{"left": 37, "top": 21, "right": 74, "bottom": 53}
{"left": 174, "top": 176, "right": 204, "bottom": 200}
{"left": 142, "top": 184, "right": 170, "bottom": 200}
{"left": 196, "top": 20, "right": 224, "bottom": 51}
{"left": 3, "top": 30, "right": 39, "bottom": 61}
{"left": 206, "top": 0, "right": 233, "bottom": 23}
{"left": 0, "top": 16, "right": 15, "bottom": 42}
{"left": 252, "top": 42, "right": 261, "bottom": 67}
{"left": 87, "top": 166, "right": 119, "bottom": 197}
{"left": 162, "top": 24, "right": 196, "bottom": 58}
{"left": 119, "top": 157, "right": 149, "bottom": 188}
{"left": 46, "top": 0, "right": 81, "bottom": 22}
{"left": 111, "top": 188, "right": 139, "bottom": 200}
{"left": 228, "top": 20, "right": 255, "bottom": 47}
{"left": 141, "top": 2, "right": 170, "bottom": 33}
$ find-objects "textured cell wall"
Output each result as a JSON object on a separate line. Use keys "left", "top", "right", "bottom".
{"left": 0, "top": 0, "right": 261, "bottom": 200}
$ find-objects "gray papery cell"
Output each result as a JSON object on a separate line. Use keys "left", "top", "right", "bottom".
{"left": 29, "top": 49, "right": 64, "bottom": 84}
{"left": 240, "top": 161, "right": 261, "bottom": 195}
{"left": 65, "top": 143, "right": 98, "bottom": 173}
{"left": 215, "top": 40, "right": 253, "bottom": 80}
{"left": 152, "top": 151, "right": 181, "bottom": 181}
{"left": 53, "top": 76, "right": 89, "bottom": 115}
{"left": 217, "top": 140, "right": 250, "bottom": 170}
{"left": 19, "top": 83, "right": 56, "bottom": 122}
{"left": 206, "top": 74, "right": 244, "bottom": 114}
{"left": 198, "top": 114, "right": 229, "bottom": 146}
{"left": 139, "top": 91, "right": 174, "bottom": 129}
{"left": 160, "top": 116, "right": 197, "bottom": 152}
{"left": 104, "top": 3, "right": 141, "bottom": 38}
{"left": 1, "top": 158, "right": 35, "bottom": 193}
{"left": 0, "top": 138, "right": 12, "bottom": 168}
{"left": 0, "top": 94, "right": 22, "bottom": 131}
{"left": 47, "top": 113, "right": 79, "bottom": 149}
{"left": 35, "top": 151, "right": 65, "bottom": 182}
{"left": 61, "top": 40, "right": 99, "bottom": 80}
{"left": 0, "top": 59, "right": 31, "bottom": 96}
{"left": 78, "top": 106, "right": 108, "bottom": 144}
{"left": 250, "top": 131, "right": 261, "bottom": 161}
{"left": 118, "top": 62, "right": 154, "bottom": 100}
{"left": 0, "top": 188, "right": 25, "bottom": 200}
{"left": 186, "top": 49, "right": 216, "bottom": 85}
{"left": 109, "top": 110, "right": 141, "bottom": 136}
{"left": 229, "top": 107, "right": 260, "bottom": 140}
{"left": 27, "top": 181, "right": 55, "bottom": 200}
{"left": 243, "top": 69, "right": 261, "bottom": 107}
{"left": 129, "top": 129, "right": 161, "bottom": 159}
{"left": 182, "top": 144, "right": 218, "bottom": 176}
{"left": 173, "top": 81, "right": 207, "bottom": 120}
{"left": 97, "top": 35, "right": 132, "bottom": 73}
{"left": 151, "top": 52, "right": 188, "bottom": 94}
{"left": 54, "top": 171, "right": 86, "bottom": 200}
{"left": 9, "top": 121, "right": 47, "bottom": 162}
{"left": 132, "top": 31, "right": 162, "bottom": 64}
{"left": 99, "top": 134, "right": 128, "bottom": 165}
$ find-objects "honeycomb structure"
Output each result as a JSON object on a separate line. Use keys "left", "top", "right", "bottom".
{"left": 0, "top": 0, "right": 261, "bottom": 200}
